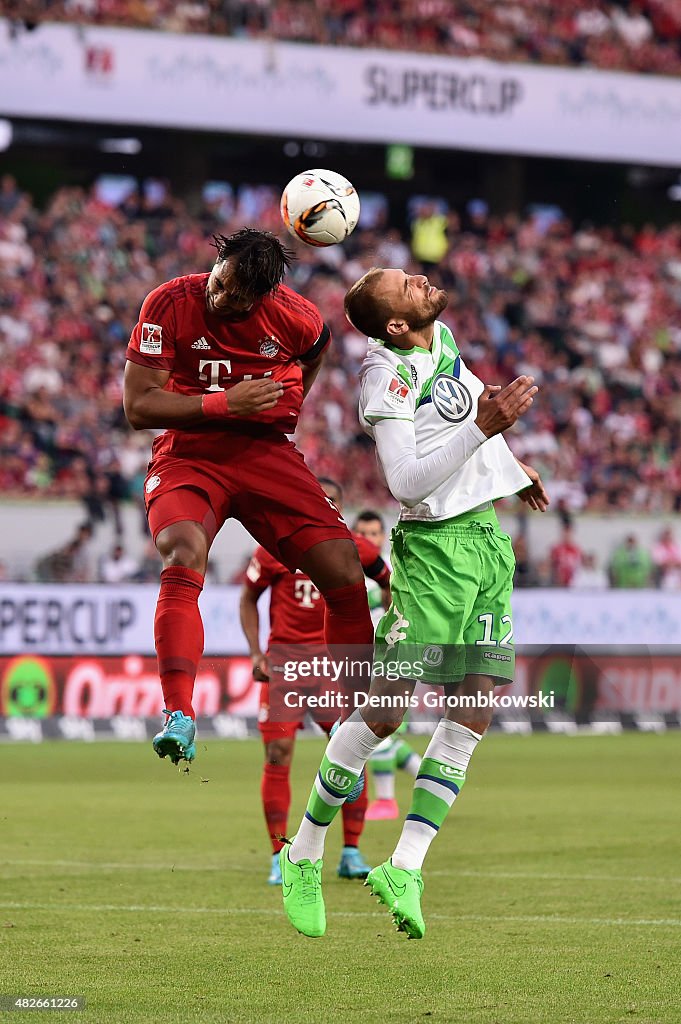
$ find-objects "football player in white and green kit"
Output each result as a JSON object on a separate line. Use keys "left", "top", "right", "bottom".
{"left": 280, "top": 267, "right": 548, "bottom": 939}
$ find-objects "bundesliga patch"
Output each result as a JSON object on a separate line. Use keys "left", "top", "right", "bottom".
{"left": 140, "top": 322, "right": 163, "bottom": 355}
{"left": 384, "top": 376, "right": 410, "bottom": 408}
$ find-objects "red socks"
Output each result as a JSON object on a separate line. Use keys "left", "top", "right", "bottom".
{"left": 323, "top": 581, "right": 373, "bottom": 647}
{"left": 341, "top": 772, "right": 368, "bottom": 847}
{"left": 262, "top": 763, "right": 291, "bottom": 853}
{"left": 154, "top": 566, "right": 204, "bottom": 719}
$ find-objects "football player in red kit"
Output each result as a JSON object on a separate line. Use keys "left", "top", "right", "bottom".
{"left": 240, "top": 478, "right": 390, "bottom": 884}
{"left": 123, "top": 229, "right": 374, "bottom": 766}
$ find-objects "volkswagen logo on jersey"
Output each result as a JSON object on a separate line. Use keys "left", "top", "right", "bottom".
{"left": 431, "top": 373, "right": 473, "bottom": 423}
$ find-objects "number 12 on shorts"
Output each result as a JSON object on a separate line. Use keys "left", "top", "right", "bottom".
{"left": 475, "top": 613, "right": 514, "bottom": 649}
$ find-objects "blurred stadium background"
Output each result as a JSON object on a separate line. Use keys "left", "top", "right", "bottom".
{"left": 1, "top": 3, "right": 681, "bottom": 733}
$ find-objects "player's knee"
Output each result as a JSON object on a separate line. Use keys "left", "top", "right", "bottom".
{"left": 302, "top": 537, "right": 364, "bottom": 593}
{"left": 332, "top": 541, "right": 364, "bottom": 588}
{"left": 156, "top": 526, "right": 207, "bottom": 572}
{"left": 266, "top": 740, "right": 293, "bottom": 767}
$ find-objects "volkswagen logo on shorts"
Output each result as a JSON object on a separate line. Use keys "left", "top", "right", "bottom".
{"left": 422, "top": 645, "right": 443, "bottom": 667}
{"left": 431, "top": 373, "right": 472, "bottom": 423}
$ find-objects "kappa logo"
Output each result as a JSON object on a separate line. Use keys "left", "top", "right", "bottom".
{"left": 431, "top": 373, "right": 473, "bottom": 424}
{"left": 259, "top": 336, "right": 280, "bottom": 358}
{"left": 145, "top": 474, "right": 161, "bottom": 494}
{"left": 140, "top": 322, "right": 162, "bottom": 355}
{"left": 325, "top": 767, "right": 353, "bottom": 793}
{"left": 191, "top": 336, "right": 210, "bottom": 350}
{"left": 384, "top": 608, "right": 410, "bottom": 647}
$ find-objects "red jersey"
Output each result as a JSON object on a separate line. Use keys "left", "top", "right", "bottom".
{"left": 126, "top": 274, "right": 330, "bottom": 433}
{"left": 245, "top": 533, "right": 389, "bottom": 647}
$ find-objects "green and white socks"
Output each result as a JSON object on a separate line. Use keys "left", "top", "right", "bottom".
{"left": 288, "top": 711, "right": 382, "bottom": 864}
{"left": 392, "top": 719, "right": 482, "bottom": 870}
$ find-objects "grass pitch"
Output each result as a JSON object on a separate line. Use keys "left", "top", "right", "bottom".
{"left": 1, "top": 732, "right": 680, "bottom": 1024}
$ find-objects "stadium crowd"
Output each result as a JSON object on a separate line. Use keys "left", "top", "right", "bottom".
{"left": 4, "top": 0, "right": 681, "bottom": 75}
{"left": 1, "top": 173, "right": 681, "bottom": 581}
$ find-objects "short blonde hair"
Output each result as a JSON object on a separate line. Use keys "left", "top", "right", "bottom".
{"left": 344, "top": 268, "right": 392, "bottom": 341}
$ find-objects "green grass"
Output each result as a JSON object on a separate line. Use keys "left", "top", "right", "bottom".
{"left": 1, "top": 733, "right": 680, "bottom": 1023}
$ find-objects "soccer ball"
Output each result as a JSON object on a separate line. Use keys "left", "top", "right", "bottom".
{"left": 280, "top": 169, "right": 360, "bottom": 247}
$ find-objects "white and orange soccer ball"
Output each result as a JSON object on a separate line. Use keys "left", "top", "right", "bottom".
{"left": 280, "top": 169, "right": 360, "bottom": 247}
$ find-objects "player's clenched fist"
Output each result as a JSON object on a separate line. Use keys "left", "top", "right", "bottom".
{"left": 202, "top": 378, "right": 284, "bottom": 419}
{"left": 474, "top": 376, "right": 538, "bottom": 438}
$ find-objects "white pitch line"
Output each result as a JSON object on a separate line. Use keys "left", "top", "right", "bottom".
{"left": 1, "top": 859, "right": 680, "bottom": 887}
{"left": 0, "top": 902, "right": 679, "bottom": 928}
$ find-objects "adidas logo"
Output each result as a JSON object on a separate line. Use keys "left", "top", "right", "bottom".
{"left": 191, "top": 336, "right": 210, "bottom": 350}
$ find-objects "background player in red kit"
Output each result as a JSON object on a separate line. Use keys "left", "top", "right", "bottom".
{"left": 240, "top": 478, "right": 390, "bottom": 885}
{"left": 123, "top": 229, "right": 374, "bottom": 765}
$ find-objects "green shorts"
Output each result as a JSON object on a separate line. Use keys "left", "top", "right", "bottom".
{"left": 375, "top": 505, "right": 516, "bottom": 684}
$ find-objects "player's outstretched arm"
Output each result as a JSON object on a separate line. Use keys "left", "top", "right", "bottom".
{"left": 123, "top": 361, "right": 284, "bottom": 430}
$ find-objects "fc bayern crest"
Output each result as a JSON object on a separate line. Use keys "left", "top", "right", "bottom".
{"left": 431, "top": 373, "right": 473, "bottom": 423}
{"left": 259, "top": 336, "right": 280, "bottom": 358}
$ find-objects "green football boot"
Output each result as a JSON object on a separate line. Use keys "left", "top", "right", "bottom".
{"left": 365, "top": 859, "right": 425, "bottom": 939}
{"left": 280, "top": 845, "right": 326, "bottom": 937}
{"left": 152, "top": 709, "right": 196, "bottom": 765}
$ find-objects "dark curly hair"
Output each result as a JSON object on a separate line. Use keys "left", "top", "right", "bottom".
{"left": 211, "top": 228, "right": 295, "bottom": 298}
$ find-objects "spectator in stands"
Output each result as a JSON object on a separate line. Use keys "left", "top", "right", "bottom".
{"left": 71, "top": 522, "right": 97, "bottom": 583}
{"left": 10, "top": 0, "right": 681, "bottom": 75}
{"left": 410, "top": 201, "right": 449, "bottom": 268}
{"left": 652, "top": 526, "right": 681, "bottom": 589}
{"left": 2, "top": 177, "right": 681, "bottom": 528}
{"left": 569, "top": 551, "right": 609, "bottom": 589}
{"left": 34, "top": 526, "right": 95, "bottom": 583}
{"left": 549, "top": 522, "right": 584, "bottom": 587}
{"left": 100, "top": 543, "right": 139, "bottom": 584}
{"left": 608, "top": 534, "right": 654, "bottom": 588}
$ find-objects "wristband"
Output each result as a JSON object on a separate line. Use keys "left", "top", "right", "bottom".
{"left": 202, "top": 391, "right": 230, "bottom": 418}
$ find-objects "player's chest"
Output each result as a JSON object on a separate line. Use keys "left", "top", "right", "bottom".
{"left": 177, "top": 320, "right": 290, "bottom": 387}
{"left": 413, "top": 359, "right": 483, "bottom": 440}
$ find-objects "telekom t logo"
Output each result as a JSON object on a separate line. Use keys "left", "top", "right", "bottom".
{"left": 294, "top": 579, "right": 320, "bottom": 608}
{"left": 198, "top": 359, "right": 273, "bottom": 391}
{"left": 199, "top": 359, "right": 231, "bottom": 391}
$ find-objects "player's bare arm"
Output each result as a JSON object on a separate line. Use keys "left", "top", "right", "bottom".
{"left": 123, "top": 361, "right": 284, "bottom": 430}
{"left": 515, "top": 458, "right": 550, "bottom": 512}
{"left": 298, "top": 349, "right": 326, "bottom": 400}
{"left": 238, "top": 584, "right": 270, "bottom": 682}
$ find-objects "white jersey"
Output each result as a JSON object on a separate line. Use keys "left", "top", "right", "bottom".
{"left": 358, "top": 321, "right": 530, "bottom": 521}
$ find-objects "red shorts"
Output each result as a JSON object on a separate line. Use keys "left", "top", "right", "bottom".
{"left": 143, "top": 424, "right": 350, "bottom": 571}
{"left": 258, "top": 682, "right": 335, "bottom": 743}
